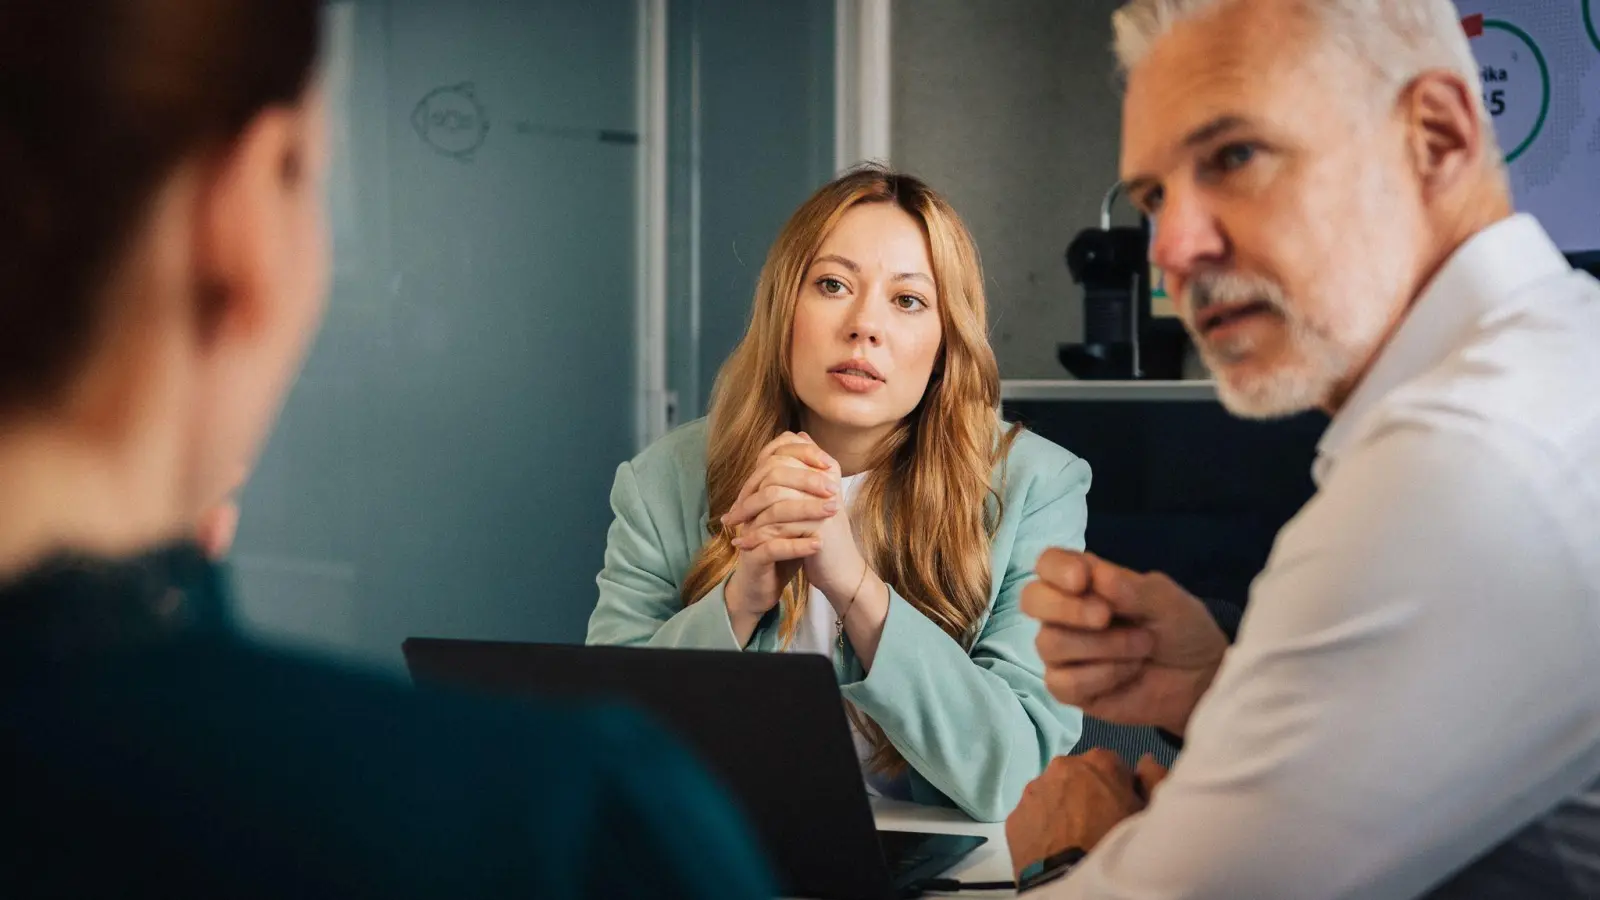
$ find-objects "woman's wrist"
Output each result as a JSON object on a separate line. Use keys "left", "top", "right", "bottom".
{"left": 824, "top": 557, "right": 885, "bottom": 619}
{"left": 724, "top": 566, "right": 773, "bottom": 640}
{"left": 839, "top": 569, "right": 892, "bottom": 671}
{"left": 726, "top": 606, "right": 763, "bottom": 646}
{"left": 723, "top": 575, "right": 763, "bottom": 644}
{"left": 851, "top": 569, "right": 890, "bottom": 626}
{"left": 724, "top": 566, "right": 757, "bottom": 614}
{"left": 817, "top": 557, "right": 871, "bottom": 613}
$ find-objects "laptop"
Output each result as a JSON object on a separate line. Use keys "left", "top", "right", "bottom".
{"left": 402, "top": 638, "right": 987, "bottom": 900}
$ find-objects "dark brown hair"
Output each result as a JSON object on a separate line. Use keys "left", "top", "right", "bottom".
{"left": 0, "top": 0, "right": 321, "bottom": 417}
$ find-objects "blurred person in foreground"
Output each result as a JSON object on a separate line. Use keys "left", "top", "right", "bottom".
{"left": 0, "top": 2, "right": 771, "bottom": 897}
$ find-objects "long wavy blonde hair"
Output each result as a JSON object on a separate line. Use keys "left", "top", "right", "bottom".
{"left": 680, "top": 165, "right": 1020, "bottom": 774}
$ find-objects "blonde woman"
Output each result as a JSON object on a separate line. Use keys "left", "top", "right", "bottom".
{"left": 588, "top": 166, "right": 1090, "bottom": 822}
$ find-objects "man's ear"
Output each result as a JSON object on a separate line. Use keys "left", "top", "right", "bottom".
{"left": 1400, "top": 70, "right": 1490, "bottom": 200}
{"left": 193, "top": 107, "right": 303, "bottom": 349}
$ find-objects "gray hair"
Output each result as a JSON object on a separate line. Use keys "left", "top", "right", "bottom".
{"left": 1112, "top": 0, "right": 1500, "bottom": 154}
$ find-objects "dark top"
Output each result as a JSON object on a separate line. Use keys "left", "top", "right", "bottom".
{"left": 0, "top": 544, "right": 773, "bottom": 898}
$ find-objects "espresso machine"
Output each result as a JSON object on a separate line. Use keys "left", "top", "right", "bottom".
{"left": 1059, "top": 183, "right": 1188, "bottom": 380}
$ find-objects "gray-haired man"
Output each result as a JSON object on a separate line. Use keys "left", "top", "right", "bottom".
{"left": 1009, "top": 1, "right": 1600, "bottom": 897}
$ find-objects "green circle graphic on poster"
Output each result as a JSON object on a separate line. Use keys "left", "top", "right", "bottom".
{"left": 1586, "top": 0, "right": 1600, "bottom": 54}
{"left": 1474, "top": 20, "right": 1551, "bottom": 163}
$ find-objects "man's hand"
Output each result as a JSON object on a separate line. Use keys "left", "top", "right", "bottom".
{"left": 1022, "top": 549, "right": 1228, "bottom": 736}
{"left": 1006, "top": 750, "right": 1164, "bottom": 882}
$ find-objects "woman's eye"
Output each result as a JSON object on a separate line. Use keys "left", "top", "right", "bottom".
{"left": 894, "top": 294, "right": 927, "bottom": 310}
{"left": 818, "top": 278, "right": 846, "bottom": 295}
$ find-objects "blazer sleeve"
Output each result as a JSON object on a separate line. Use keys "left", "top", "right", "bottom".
{"left": 838, "top": 456, "right": 1092, "bottom": 822}
{"left": 587, "top": 460, "right": 747, "bottom": 650}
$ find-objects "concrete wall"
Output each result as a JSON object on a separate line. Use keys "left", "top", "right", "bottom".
{"left": 891, "top": 0, "right": 1135, "bottom": 379}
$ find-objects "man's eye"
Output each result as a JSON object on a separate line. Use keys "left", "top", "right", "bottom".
{"left": 1136, "top": 186, "right": 1165, "bottom": 216}
{"left": 1215, "top": 142, "right": 1257, "bottom": 172}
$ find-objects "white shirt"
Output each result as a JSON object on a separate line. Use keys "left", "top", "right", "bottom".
{"left": 1044, "top": 216, "right": 1600, "bottom": 899}
{"left": 785, "top": 472, "right": 913, "bottom": 801}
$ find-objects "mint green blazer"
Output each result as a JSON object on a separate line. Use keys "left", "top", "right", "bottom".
{"left": 586, "top": 418, "right": 1090, "bottom": 822}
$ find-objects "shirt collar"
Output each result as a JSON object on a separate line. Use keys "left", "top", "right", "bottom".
{"left": 0, "top": 542, "right": 231, "bottom": 664}
{"left": 1312, "top": 214, "right": 1570, "bottom": 484}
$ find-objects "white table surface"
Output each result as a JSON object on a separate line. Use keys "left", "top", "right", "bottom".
{"left": 784, "top": 798, "right": 1017, "bottom": 899}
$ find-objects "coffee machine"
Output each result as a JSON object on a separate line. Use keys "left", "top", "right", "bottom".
{"left": 1059, "top": 183, "right": 1188, "bottom": 380}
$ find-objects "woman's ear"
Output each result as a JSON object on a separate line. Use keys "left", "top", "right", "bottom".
{"left": 193, "top": 106, "right": 304, "bottom": 352}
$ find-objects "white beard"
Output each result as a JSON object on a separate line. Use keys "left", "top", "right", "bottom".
{"left": 1194, "top": 167, "right": 1418, "bottom": 420}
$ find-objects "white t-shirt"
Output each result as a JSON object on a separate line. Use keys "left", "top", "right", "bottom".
{"left": 783, "top": 472, "right": 914, "bottom": 801}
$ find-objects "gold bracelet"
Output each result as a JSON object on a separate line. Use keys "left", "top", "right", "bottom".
{"left": 835, "top": 566, "right": 871, "bottom": 653}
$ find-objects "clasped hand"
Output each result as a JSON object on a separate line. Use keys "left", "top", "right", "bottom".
{"left": 1022, "top": 549, "right": 1228, "bottom": 737}
{"left": 718, "top": 432, "right": 869, "bottom": 635}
